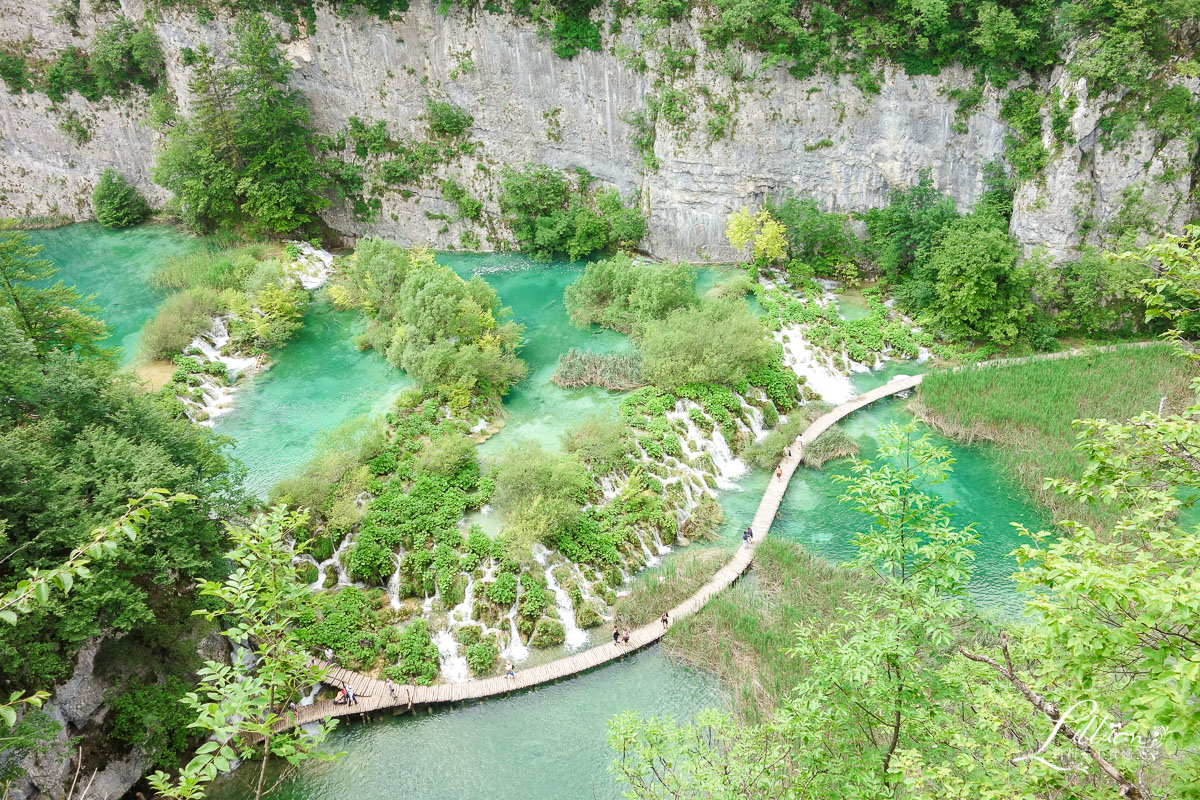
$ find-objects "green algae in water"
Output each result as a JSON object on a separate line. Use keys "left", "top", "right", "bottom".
{"left": 211, "top": 297, "right": 411, "bottom": 498}
{"left": 27, "top": 222, "right": 203, "bottom": 362}
{"left": 204, "top": 646, "right": 723, "bottom": 800}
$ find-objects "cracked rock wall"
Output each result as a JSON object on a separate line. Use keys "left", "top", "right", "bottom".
{"left": 0, "top": 0, "right": 1194, "bottom": 260}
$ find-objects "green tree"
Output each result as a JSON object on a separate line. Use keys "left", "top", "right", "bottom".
{"left": 92, "top": 168, "right": 151, "bottom": 228}
{"left": 766, "top": 193, "right": 860, "bottom": 279}
{"left": 928, "top": 214, "right": 1033, "bottom": 345}
{"left": 638, "top": 297, "right": 772, "bottom": 389}
{"left": 864, "top": 171, "right": 959, "bottom": 287}
{"left": 153, "top": 14, "right": 330, "bottom": 234}
{"left": 0, "top": 222, "right": 107, "bottom": 357}
{"left": 149, "top": 507, "right": 339, "bottom": 800}
{"left": 725, "top": 206, "right": 787, "bottom": 267}
{"left": 563, "top": 253, "right": 695, "bottom": 334}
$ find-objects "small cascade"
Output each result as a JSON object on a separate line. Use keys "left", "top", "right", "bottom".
{"left": 774, "top": 324, "right": 855, "bottom": 404}
{"left": 330, "top": 533, "right": 358, "bottom": 587}
{"left": 285, "top": 241, "right": 335, "bottom": 290}
{"left": 386, "top": 554, "right": 402, "bottom": 609}
{"left": 433, "top": 630, "right": 470, "bottom": 683}
{"left": 708, "top": 426, "right": 747, "bottom": 487}
{"left": 740, "top": 400, "right": 768, "bottom": 442}
{"left": 532, "top": 546, "right": 589, "bottom": 651}
{"left": 500, "top": 605, "right": 530, "bottom": 663}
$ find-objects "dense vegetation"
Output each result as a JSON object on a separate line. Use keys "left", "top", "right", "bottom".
{"left": 92, "top": 169, "right": 151, "bottom": 229}
{"left": 153, "top": 14, "right": 332, "bottom": 234}
{"left": 498, "top": 165, "right": 646, "bottom": 260}
{"left": 140, "top": 242, "right": 309, "bottom": 363}
{"left": 0, "top": 225, "right": 243, "bottom": 781}
{"left": 330, "top": 238, "right": 526, "bottom": 406}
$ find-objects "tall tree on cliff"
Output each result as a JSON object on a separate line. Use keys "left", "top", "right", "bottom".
{"left": 154, "top": 14, "right": 330, "bottom": 235}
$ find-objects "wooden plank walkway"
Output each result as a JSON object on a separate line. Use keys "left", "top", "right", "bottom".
{"left": 277, "top": 374, "right": 925, "bottom": 732}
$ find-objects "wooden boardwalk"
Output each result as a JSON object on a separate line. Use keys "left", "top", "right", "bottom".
{"left": 280, "top": 374, "right": 925, "bottom": 731}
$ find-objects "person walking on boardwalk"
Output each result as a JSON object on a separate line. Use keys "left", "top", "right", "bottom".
{"left": 660, "top": 611, "right": 670, "bottom": 630}
{"left": 785, "top": 447, "right": 792, "bottom": 459}
{"left": 347, "top": 686, "right": 358, "bottom": 706}
{"left": 505, "top": 661, "right": 515, "bottom": 679}
{"left": 613, "top": 624, "right": 621, "bottom": 645}
{"left": 743, "top": 526, "right": 753, "bottom": 546}
{"left": 776, "top": 466, "right": 783, "bottom": 479}
{"left": 386, "top": 678, "right": 397, "bottom": 699}
{"left": 324, "top": 647, "right": 333, "bottom": 663}
{"left": 622, "top": 627, "right": 631, "bottom": 646}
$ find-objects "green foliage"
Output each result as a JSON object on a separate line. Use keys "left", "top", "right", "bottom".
{"left": 0, "top": 51, "right": 32, "bottom": 94}
{"left": 1035, "top": 246, "right": 1151, "bottom": 335}
{"left": 153, "top": 14, "right": 330, "bottom": 234}
{"left": 0, "top": 710, "right": 58, "bottom": 783}
{"left": 152, "top": 243, "right": 273, "bottom": 292}
{"left": 484, "top": 571, "right": 518, "bottom": 605}
{"left": 766, "top": 193, "right": 859, "bottom": 278}
{"left": 43, "top": 46, "right": 98, "bottom": 103}
{"left": 498, "top": 164, "right": 646, "bottom": 260}
{"left": 424, "top": 99, "right": 474, "bottom": 138}
{"left": 490, "top": 440, "right": 590, "bottom": 559}
{"left": 334, "top": 239, "right": 526, "bottom": 401}
{"left": 863, "top": 170, "right": 959, "bottom": 287}
{"left": 0, "top": 223, "right": 108, "bottom": 358}
{"left": 149, "top": 507, "right": 337, "bottom": 800}
{"left": 639, "top": 297, "right": 772, "bottom": 390}
{"left": 390, "top": 618, "right": 440, "bottom": 685}
{"left": 999, "top": 86, "right": 1048, "bottom": 180}
{"left": 439, "top": 178, "right": 482, "bottom": 221}
{"left": 138, "top": 287, "right": 225, "bottom": 360}
{"left": 725, "top": 207, "right": 786, "bottom": 266}
{"left": 464, "top": 638, "right": 497, "bottom": 674}
{"left": 294, "top": 587, "right": 383, "bottom": 668}
{"left": 89, "top": 16, "right": 165, "bottom": 97}
{"left": 92, "top": 168, "right": 151, "bottom": 229}
{"left": 108, "top": 677, "right": 193, "bottom": 770}
{"left": 927, "top": 214, "right": 1033, "bottom": 346}
{"left": 561, "top": 414, "right": 631, "bottom": 474}
{"left": 563, "top": 253, "right": 695, "bottom": 334}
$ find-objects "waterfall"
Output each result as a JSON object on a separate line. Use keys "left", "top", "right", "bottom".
{"left": 433, "top": 630, "right": 470, "bottom": 683}
{"left": 532, "top": 546, "right": 589, "bottom": 651}
{"left": 774, "top": 324, "right": 855, "bottom": 404}
{"left": 386, "top": 553, "right": 402, "bottom": 609}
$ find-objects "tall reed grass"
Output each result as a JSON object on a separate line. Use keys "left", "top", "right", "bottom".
{"left": 914, "top": 344, "right": 1198, "bottom": 528}
{"left": 663, "top": 538, "right": 874, "bottom": 723}
{"left": 551, "top": 348, "right": 645, "bottom": 391}
{"left": 153, "top": 242, "right": 276, "bottom": 291}
{"left": 613, "top": 548, "right": 727, "bottom": 628}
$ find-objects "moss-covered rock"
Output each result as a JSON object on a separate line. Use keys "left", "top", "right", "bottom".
{"left": 529, "top": 618, "right": 566, "bottom": 648}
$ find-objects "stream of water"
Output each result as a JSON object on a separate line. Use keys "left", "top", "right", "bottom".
{"left": 38, "top": 224, "right": 1046, "bottom": 799}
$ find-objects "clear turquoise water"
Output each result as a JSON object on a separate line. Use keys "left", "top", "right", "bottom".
{"left": 40, "top": 225, "right": 1046, "bottom": 798}
{"left": 210, "top": 297, "right": 412, "bottom": 498}
{"left": 205, "top": 646, "right": 723, "bottom": 800}
{"left": 27, "top": 222, "right": 203, "bottom": 362}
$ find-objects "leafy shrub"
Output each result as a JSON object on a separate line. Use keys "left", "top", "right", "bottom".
{"left": 139, "top": 287, "right": 224, "bottom": 360}
{"left": 465, "top": 639, "right": 498, "bottom": 675}
{"left": 0, "top": 52, "right": 32, "bottom": 94}
{"left": 563, "top": 253, "right": 695, "bottom": 334}
{"left": 766, "top": 193, "right": 859, "bottom": 278}
{"left": 294, "top": 587, "right": 382, "bottom": 667}
{"left": 43, "top": 47, "right": 98, "bottom": 103}
{"left": 108, "top": 678, "right": 194, "bottom": 770}
{"left": 498, "top": 164, "right": 646, "bottom": 260}
{"left": 89, "top": 17, "right": 164, "bottom": 97}
{"left": 92, "top": 168, "right": 150, "bottom": 229}
{"left": 152, "top": 243, "right": 272, "bottom": 291}
{"left": 639, "top": 298, "right": 772, "bottom": 390}
{"left": 425, "top": 99, "right": 474, "bottom": 138}
{"left": 389, "top": 619, "right": 440, "bottom": 685}
{"left": 530, "top": 617, "right": 566, "bottom": 648}
{"left": 484, "top": 572, "right": 518, "bottom": 605}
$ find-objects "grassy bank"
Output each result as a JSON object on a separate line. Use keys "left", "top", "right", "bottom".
{"left": 661, "top": 538, "right": 874, "bottom": 724}
{"left": 613, "top": 547, "right": 729, "bottom": 629}
{"left": 913, "top": 344, "right": 1198, "bottom": 528}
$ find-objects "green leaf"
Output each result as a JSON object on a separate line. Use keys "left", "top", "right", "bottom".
{"left": 0, "top": 610, "right": 17, "bottom": 625}
{"left": 0, "top": 704, "right": 16, "bottom": 727}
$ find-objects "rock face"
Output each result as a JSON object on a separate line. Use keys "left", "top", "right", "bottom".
{"left": 0, "top": 2, "right": 1195, "bottom": 257}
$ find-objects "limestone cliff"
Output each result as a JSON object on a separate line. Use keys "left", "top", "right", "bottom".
{"left": 0, "top": 0, "right": 1194, "bottom": 260}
